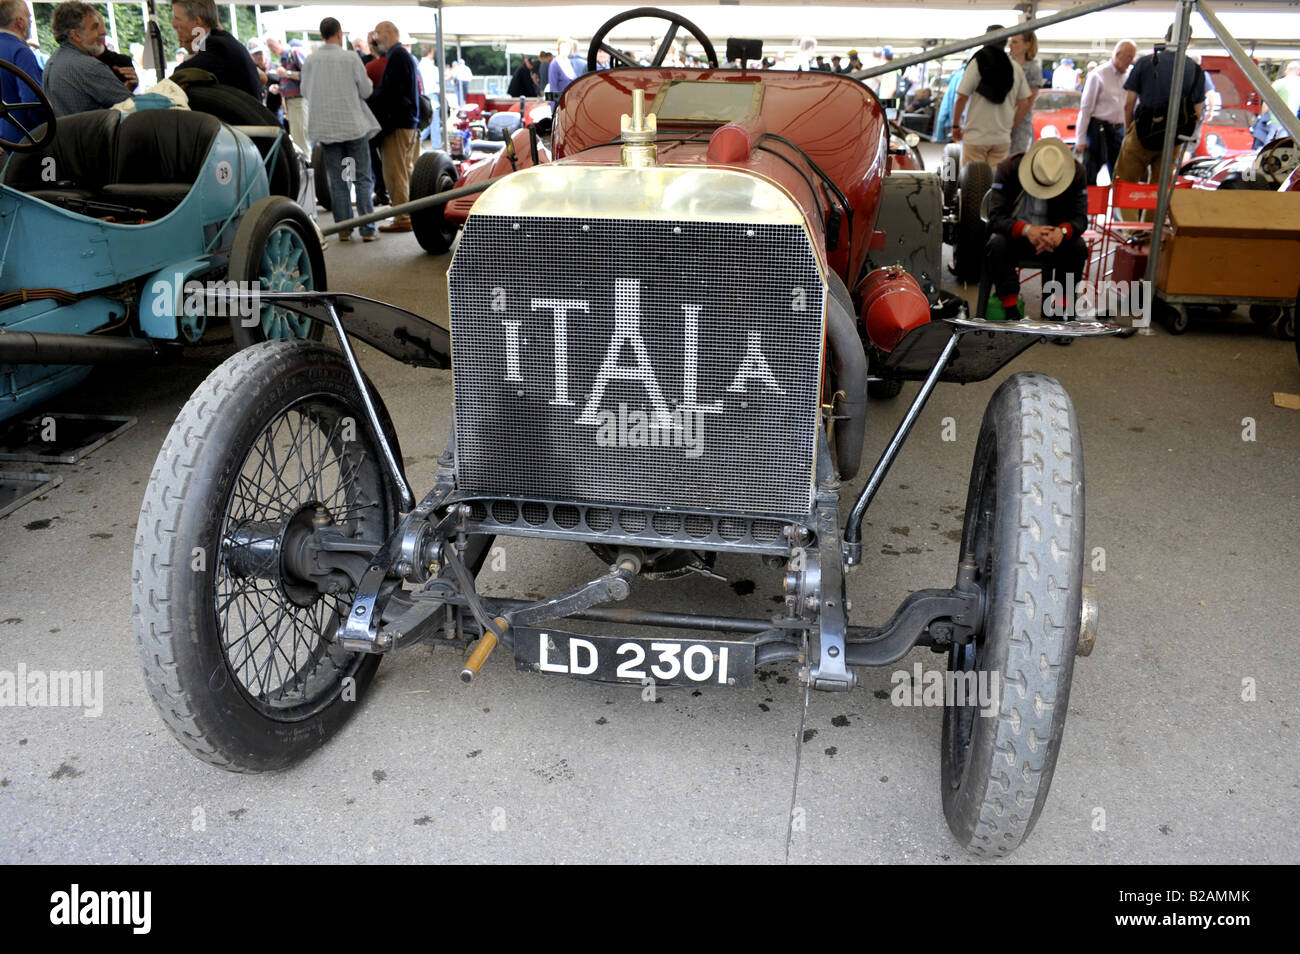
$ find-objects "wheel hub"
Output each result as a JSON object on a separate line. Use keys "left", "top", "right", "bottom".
{"left": 225, "top": 502, "right": 332, "bottom": 608}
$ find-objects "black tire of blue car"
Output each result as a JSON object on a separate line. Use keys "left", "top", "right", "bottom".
{"left": 953, "top": 160, "right": 992, "bottom": 285}
{"left": 409, "top": 151, "right": 461, "bottom": 255}
{"left": 941, "top": 372, "right": 1084, "bottom": 857}
{"left": 132, "top": 340, "right": 403, "bottom": 772}
{"left": 185, "top": 83, "right": 300, "bottom": 201}
{"left": 227, "top": 196, "right": 327, "bottom": 348}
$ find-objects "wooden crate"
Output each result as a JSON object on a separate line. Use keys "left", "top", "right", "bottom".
{"left": 1156, "top": 190, "right": 1300, "bottom": 298}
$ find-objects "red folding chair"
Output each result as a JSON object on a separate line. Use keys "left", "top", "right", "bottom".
{"left": 1082, "top": 184, "right": 1110, "bottom": 283}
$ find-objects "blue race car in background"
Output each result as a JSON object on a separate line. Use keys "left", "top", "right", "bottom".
{"left": 0, "top": 59, "right": 324, "bottom": 422}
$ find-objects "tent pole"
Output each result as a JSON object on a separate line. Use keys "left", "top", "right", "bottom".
{"left": 435, "top": 2, "right": 447, "bottom": 147}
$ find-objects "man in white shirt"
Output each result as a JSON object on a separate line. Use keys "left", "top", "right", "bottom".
{"left": 1052, "top": 58, "right": 1079, "bottom": 91}
{"left": 952, "top": 26, "right": 1032, "bottom": 168}
{"left": 1076, "top": 39, "right": 1137, "bottom": 184}
{"left": 302, "top": 17, "right": 381, "bottom": 242}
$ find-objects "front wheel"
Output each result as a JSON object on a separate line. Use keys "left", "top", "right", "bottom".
{"left": 228, "top": 195, "right": 326, "bottom": 348}
{"left": 132, "top": 340, "right": 402, "bottom": 771}
{"left": 410, "top": 151, "right": 460, "bottom": 255}
{"left": 941, "top": 372, "right": 1084, "bottom": 857}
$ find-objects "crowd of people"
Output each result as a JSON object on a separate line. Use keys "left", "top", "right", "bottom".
{"left": 0, "top": 1, "right": 441, "bottom": 236}
{"left": 3, "top": 3, "right": 1297, "bottom": 263}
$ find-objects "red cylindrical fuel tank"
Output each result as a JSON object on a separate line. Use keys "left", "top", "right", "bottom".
{"left": 858, "top": 266, "right": 930, "bottom": 352}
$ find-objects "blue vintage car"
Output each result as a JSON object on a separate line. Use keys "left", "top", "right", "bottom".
{"left": 0, "top": 60, "right": 323, "bottom": 422}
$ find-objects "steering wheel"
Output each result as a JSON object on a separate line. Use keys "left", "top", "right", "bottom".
{"left": 1256, "top": 136, "right": 1298, "bottom": 187}
{"left": 586, "top": 7, "right": 719, "bottom": 72}
{"left": 0, "top": 59, "right": 56, "bottom": 152}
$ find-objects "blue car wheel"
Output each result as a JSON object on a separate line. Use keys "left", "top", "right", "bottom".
{"left": 228, "top": 196, "right": 327, "bottom": 348}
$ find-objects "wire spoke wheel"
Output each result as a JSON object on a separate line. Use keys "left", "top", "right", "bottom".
{"left": 215, "top": 397, "right": 385, "bottom": 718}
{"left": 228, "top": 196, "right": 326, "bottom": 349}
{"left": 255, "top": 225, "right": 315, "bottom": 340}
{"left": 134, "top": 341, "right": 400, "bottom": 771}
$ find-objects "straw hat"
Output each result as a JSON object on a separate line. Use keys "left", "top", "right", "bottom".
{"left": 1019, "top": 137, "right": 1076, "bottom": 199}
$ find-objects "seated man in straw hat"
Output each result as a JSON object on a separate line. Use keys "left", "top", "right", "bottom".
{"left": 983, "top": 136, "right": 1088, "bottom": 321}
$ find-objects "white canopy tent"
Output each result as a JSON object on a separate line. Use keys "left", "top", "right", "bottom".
{"left": 254, "top": 3, "right": 1300, "bottom": 54}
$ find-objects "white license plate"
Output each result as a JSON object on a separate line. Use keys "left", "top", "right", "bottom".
{"left": 514, "top": 627, "right": 756, "bottom": 689}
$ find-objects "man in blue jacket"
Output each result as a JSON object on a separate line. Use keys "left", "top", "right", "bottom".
{"left": 0, "top": 0, "right": 43, "bottom": 146}
{"left": 367, "top": 20, "right": 419, "bottom": 232}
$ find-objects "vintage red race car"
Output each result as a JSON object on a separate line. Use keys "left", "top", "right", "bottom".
{"left": 133, "top": 8, "right": 1117, "bottom": 857}
{"left": 1031, "top": 88, "right": 1080, "bottom": 146}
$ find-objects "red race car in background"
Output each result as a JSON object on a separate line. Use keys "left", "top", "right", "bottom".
{"left": 1032, "top": 89, "right": 1080, "bottom": 146}
{"left": 1197, "top": 54, "right": 1262, "bottom": 159}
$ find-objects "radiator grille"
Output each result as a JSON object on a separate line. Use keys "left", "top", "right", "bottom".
{"left": 449, "top": 215, "right": 825, "bottom": 515}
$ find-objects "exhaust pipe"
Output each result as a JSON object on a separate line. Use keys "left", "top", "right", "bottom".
{"left": 0, "top": 330, "right": 158, "bottom": 365}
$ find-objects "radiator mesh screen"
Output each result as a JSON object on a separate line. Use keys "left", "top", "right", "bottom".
{"left": 449, "top": 215, "right": 825, "bottom": 515}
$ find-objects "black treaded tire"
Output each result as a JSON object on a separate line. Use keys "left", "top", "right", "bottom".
{"left": 311, "top": 143, "right": 331, "bottom": 212}
{"left": 942, "top": 142, "right": 962, "bottom": 207}
{"left": 185, "top": 84, "right": 300, "bottom": 200}
{"left": 941, "top": 371, "right": 1084, "bottom": 857}
{"left": 228, "top": 195, "right": 326, "bottom": 348}
{"left": 409, "top": 151, "right": 460, "bottom": 254}
{"left": 132, "top": 340, "right": 402, "bottom": 772}
{"left": 953, "top": 159, "right": 991, "bottom": 284}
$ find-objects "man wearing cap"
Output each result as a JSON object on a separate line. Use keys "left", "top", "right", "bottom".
{"left": 983, "top": 137, "right": 1087, "bottom": 321}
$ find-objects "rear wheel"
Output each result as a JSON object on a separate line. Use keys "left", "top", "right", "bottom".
{"left": 132, "top": 341, "right": 402, "bottom": 771}
{"left": 941, "top": 372, "right": 1084, "bottom": 857}
{"left": 228, "top": 195, "right": 326, "bottom": 348}
{"left": 953, "top": 160, "right": 991, "bottom": 284}
{"left": 410, "top": 151, "right": 460, "bottom": 255}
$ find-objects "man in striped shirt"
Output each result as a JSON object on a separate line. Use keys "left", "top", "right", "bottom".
{"left": 302, "top": 17, "right": 380, "bottom": 242}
